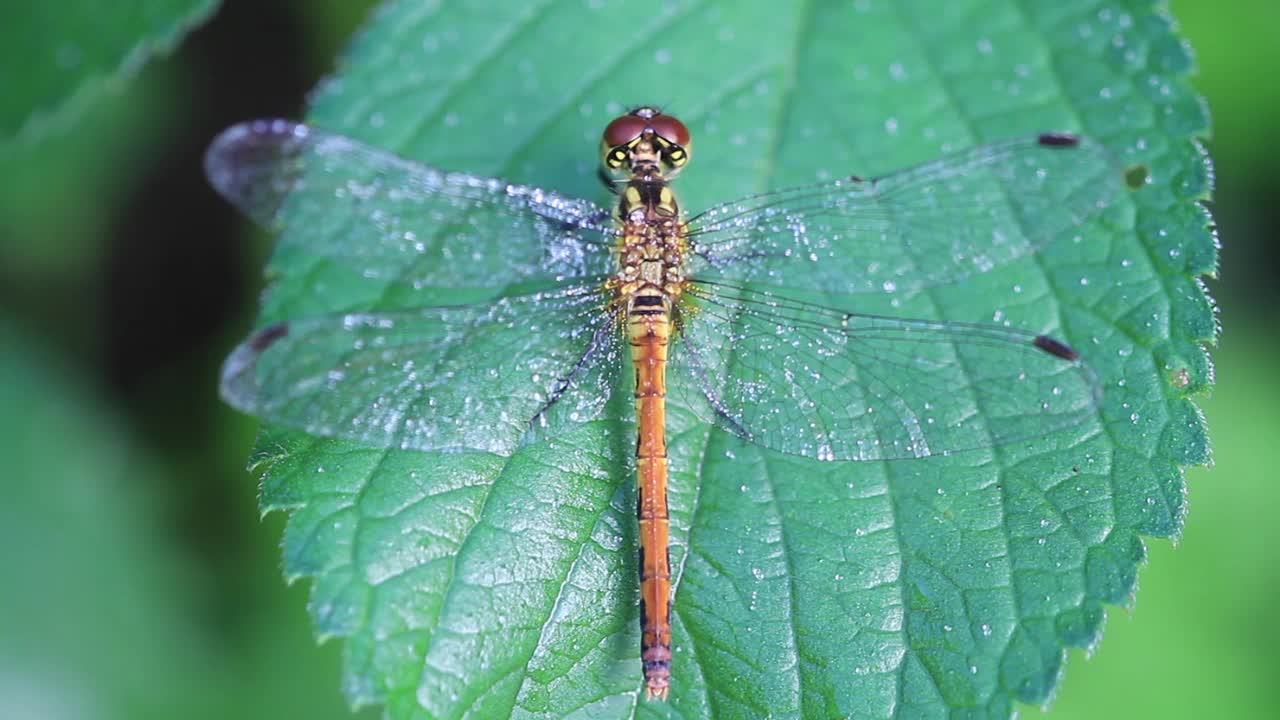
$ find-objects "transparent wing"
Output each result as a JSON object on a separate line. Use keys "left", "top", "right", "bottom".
{"left": 205, "top": 119, "right": 618, "bottom": 290}
{"left": 668, "top": 281, "right": 1101, "bottom": 461}
{"left": 687, "top": 134, "right": 1122, "bottom": 294}
{"left": 221, "top": 282, "right": 623, "bottom": 456}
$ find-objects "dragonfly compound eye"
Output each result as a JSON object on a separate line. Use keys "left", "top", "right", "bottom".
{"left": 647, "top": 113, "right": 691, "bottom": 171}
{"left": 646, "top": 113, "right": 691, "bottom": 149}
{"left": 603, "top": 114, "right": 649, "bottom": 149}
{"left": 602, "top": 114, "right": 648, "bottom": 170}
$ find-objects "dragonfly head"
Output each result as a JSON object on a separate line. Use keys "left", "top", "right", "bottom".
{"left": 601, "top": 106, "right": 692, "bottom": 179}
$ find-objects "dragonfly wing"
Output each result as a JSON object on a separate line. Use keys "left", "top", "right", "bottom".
{"left": 668, "top": 282, "right": 1101, "bottom": 461}
{"left": 687, "top": 134, "right": 1122, "bottom": 295}
{"left": 205, "top": 119, "right": 616, "bottom": 290}
{"left": 221, "top": 282, "right": 622, "bottom": 455}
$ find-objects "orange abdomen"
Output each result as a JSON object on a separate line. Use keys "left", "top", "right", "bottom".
{"left": 630, "top": 307, "right": 672, "bottom": 700}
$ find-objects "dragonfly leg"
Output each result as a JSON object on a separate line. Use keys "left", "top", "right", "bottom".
{"left": 527, "top": 317, "right": 618, "bottom": 429}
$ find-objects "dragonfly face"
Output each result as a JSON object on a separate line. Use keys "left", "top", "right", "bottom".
{"left": 208, "top": 108, "right": 1122, "bottom": 700}
{"left": 601, "top": 106, "right": 692, "bottom": 178}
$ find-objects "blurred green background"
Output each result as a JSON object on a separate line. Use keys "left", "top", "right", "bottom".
{"left": 0, "top": 1, "right": 1272, "bottom": 718}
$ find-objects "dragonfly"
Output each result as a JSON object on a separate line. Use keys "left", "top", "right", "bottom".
{"left": 206, "top": 107, "right": 1118, "bottom": 700}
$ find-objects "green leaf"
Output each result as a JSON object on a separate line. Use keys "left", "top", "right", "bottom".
{"left": 1, "top": 0, "right": 219, "bottom": 144}
{"left": 237, "top": 0, "right": 1215, "bottom": 717}
{"left": 0, "top": 321, "right": 210, "bottom": 720}
{"left": 0, "top": 319, "right": 378, "bottom": 720}
{"left": 1048, "top": 324, "right": 1276, "bottom": 716}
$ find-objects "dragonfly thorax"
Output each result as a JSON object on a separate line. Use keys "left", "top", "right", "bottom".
{"left": 613, "top": 168, "right": 686, "bottom": 304}
{"left": 615, "top": 220, "right": 686, "bottom": 302}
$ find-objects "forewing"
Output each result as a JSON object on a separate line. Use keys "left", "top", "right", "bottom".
{"left": 221, "top": 283, "right": 622, "bottom": 456}
{"left": 668, "top": 282, "right": 1101, "bottom": 461}
{"left": 687, "top": 134, "right": 1121, "bottom": 295}
{"left": 205, "top": 119, "right": 617, "bottom": 290}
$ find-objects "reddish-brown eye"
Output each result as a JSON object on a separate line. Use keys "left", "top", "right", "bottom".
{"left": 648, "top": 113, "right": 691, "bottom": 148}
{"left": 603, "top": 114, "right": 648, "bottom": 147}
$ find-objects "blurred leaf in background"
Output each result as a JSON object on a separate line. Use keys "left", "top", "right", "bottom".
{"left": 0, "top": 321, "right": 371, "bottom": 720}
{"left": 1, "top": 2, "right": 377, "bottom": 720}
{"left": 1168, "top": 0, "right": 1280, "bottom": 318}
{"left": 2, "top": 6, "right": 225, "bottom": 717}
{"left": 1, "top": 0, "right": 218, "bottom": 145}
{"left": 0, "top": 322, "right": 214, "bottom": 720}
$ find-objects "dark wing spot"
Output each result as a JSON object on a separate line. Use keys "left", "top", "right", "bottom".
{"left": 1037, "top": 132, "right": 1080, "bottom": 147}
{"left": 248, "top": 322, "right": 289, "bottom": 352}
{"left": 1033, "top": 334, "right": 1079, "bottom": 361}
